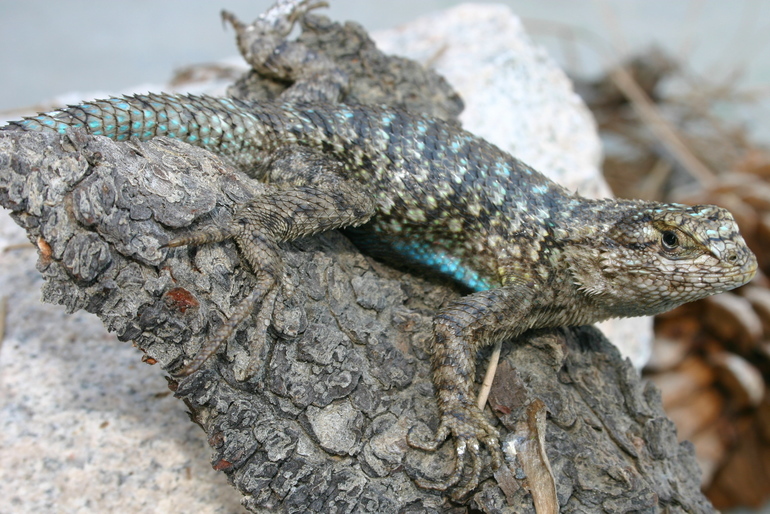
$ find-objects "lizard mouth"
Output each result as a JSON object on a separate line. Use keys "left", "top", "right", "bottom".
{"left": 709, "top": 264, "right": 758, "bottom": 287}
{"left": 698, "top": 251, "right": 758, "bottom": 286}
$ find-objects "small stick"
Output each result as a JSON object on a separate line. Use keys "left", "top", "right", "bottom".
{"left": 0, "top": 295, "right": 7, "bottom": 349}
{"left": 477, "top": 339, "right": 502, "bottom": 410}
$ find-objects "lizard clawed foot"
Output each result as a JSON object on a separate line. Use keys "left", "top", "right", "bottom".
{"left": 165, "top": 222, "right": 281, "bottom": 379}
{"left": 174, "top": 283, "right": 275, "bottom": 377}
{"left": 221, "top": 0, "right": 328, "bottom": 68}
{"left": 222, "top": 0, "right": 325, "bottom": 35}
{"left": 408, "top": 404, "right": 504, "bottom": 498}
{"left": 222, "top": 0, "right": 347, "bottom": 103}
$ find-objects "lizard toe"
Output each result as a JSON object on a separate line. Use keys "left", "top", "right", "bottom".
{"left": 450, "top": 438, "right": 483, "bottom": 499}
{"left": 413, "top": 437, "right": 466, "bottom": 492}
{"left": 407, "top": 422, "right": 450, "bottom": 452}
{"left": 409, "top": 407, "right": 501, "bottom": 496}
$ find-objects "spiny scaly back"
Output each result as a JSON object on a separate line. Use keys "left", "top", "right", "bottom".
{"left": 4, "top": 92, "right": 571, "bottom": 224}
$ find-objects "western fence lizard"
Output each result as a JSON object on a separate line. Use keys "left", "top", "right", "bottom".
{"left": 2, "top": 0, "right": 757, "bottom": 499}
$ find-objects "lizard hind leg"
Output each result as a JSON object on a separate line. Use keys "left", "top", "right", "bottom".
{"left": 222, "top": 0, "right": 348, "bottom": 104}
{"left": 170, "top": 151, "right": 376, "bottom": 379}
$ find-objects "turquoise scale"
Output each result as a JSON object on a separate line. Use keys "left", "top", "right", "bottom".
{"left": 389, "top": 239, "right": 492, "bottom": 291}
{"left": 347, "top": 229, "right": 493, "bottom": 292}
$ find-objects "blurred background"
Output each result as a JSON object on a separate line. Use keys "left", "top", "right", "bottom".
{"left": 2, "top": 1, "right": 770, "bottom": 512}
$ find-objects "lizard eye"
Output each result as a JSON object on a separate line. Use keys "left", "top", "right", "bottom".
{"left": 661, "top": 230, "right": 679, "bottom": 249}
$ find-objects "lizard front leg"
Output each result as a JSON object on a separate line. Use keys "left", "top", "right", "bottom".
{"left": 170, "top": 153, "right": 375, "bottom": 378}
{"left": 410, "top": 284, "right": 539, "bottom": 498}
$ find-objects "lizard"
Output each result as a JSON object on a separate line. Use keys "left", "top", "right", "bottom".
{"left": 1, "top": 0, "right": 757, "bottom": 499}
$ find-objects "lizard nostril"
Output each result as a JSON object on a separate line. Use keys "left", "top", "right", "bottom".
{"left": 726, "top": 253, "right": 738, "bottom": 263}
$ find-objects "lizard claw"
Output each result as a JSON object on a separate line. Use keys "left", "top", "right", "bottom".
{"left": 287, "top": 1, "right": 329, "bottom": 25}
{"left": 174, "top": 285, "right": 273, "bottom": 377}
{"left": 408, "top": 406, "right": 503, "bottom": 498}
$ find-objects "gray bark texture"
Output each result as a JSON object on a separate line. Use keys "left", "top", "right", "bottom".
{"left": 0, "top": 10, "right": 715, "bottom": 514}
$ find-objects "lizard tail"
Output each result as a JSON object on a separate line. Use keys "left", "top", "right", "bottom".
{"left": 2, "top": 93, "right": 271, "bottom": 171}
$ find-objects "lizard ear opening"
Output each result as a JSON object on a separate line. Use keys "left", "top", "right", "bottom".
{"left": 562, "top": 245, "right": 609, "bottom": 298}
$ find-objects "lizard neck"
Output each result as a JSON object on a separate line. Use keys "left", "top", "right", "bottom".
{"left": 553, "top": 197, "right": 654, "bottom": 242}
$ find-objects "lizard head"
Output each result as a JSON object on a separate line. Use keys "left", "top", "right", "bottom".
{"left": 565, "top": 202, "right": 757, "bottom": 318}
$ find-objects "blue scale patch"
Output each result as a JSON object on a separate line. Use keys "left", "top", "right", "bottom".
{"left": 389, "top": 239, "right": 493, "bottom": 292}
